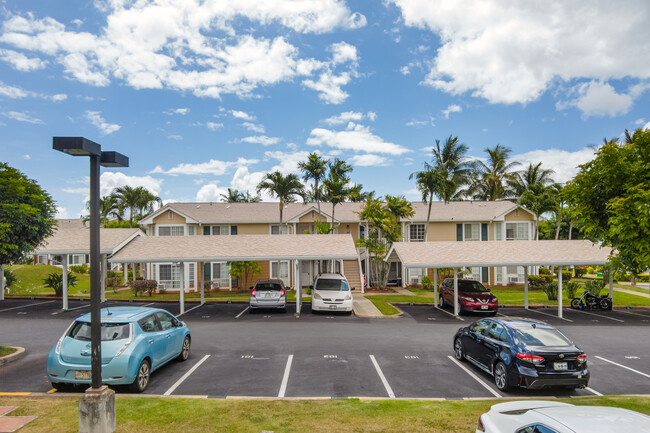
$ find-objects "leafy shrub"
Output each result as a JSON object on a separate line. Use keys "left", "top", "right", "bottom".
{"left": 70, "top": 264, "right": 89, "bottom": 274}
{"left": 639, "top": 275, "right": 649, "bottom": 283}
{"left": 106, "top": 270, "right": 119, "bottom": 278}
{"left": 574, "top": 267, "right": 587, "bottom": 278}
{"left": 130, "top": 279, "right": 157, "bottom": 297}
{"left": 105, "top": 277, "right": 122, "bottom": 288}
{"left": 43, "top": 272, "right": 78, "bottom": 296}
{"left": 528, "top": 275, "right": 553, "bottom": 290}
{"left": 4, "top": 268, "right": 16, "bottom": 287}
{"left": 584, "top": 279, "right": 605, "bottom": 296}
{"left": 565, "top": 281, "right": 582, "bottom": 299}
{"left": 586, "top": 266, "right": 595, "bottom": 274}
{"left": 542, "top": 281, "right": 558, "bottom": 301}
{"left": 421, "top": 276, "right": 433, "bottom": 289}
{"left": 539, "top": 267, "right": 551, "bottom": 275}
{"left": 203, "top": 280, "right": 213, "bottom": 297}
{"left": 561, "top": 270, "right": 572, "bottom": 282}
{"left": 614, "top": 272, "right": 632, "bottom": 282}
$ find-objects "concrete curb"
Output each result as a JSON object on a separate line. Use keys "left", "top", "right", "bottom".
{"left": 0, "top": 347, "right": 26, "bottom": 366}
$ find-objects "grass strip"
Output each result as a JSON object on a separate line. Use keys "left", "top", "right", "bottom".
{"left": 0, "top": 346, "right": 17, "bottom": 357}
{"left": 1, "top": 395, "right": 649, "bottom": 433}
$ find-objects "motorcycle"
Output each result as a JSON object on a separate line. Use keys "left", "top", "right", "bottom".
{"left": 571, "top": 290, "right": 612, "bottom": 310}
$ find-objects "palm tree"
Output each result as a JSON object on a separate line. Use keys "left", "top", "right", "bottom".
{"left": 328, "top": 158, "right": 353, "bottom": 179}
{"left": 409, "top": 169, "right": 440, "bottom": 241}
{"left": 298, "top": 152, "right": 328, "bottom": 217}
{"left": 114, "top": 186, "right": 141, "bottom": 227}
{"left": 426, "top": 135, "right": 474, "bottom": 203}
{"left": 518, "top": 183, "right": 558, "bottom": 240}
{"left": 508, "top": 162, "right": 555, "bottom": 198}
{"left": 243, "top": 191, "right": 261, "bottom": 203}
{"left": 220, "top": 188, "right": 244, "bottom": 203}
{"left": 256, "top": 171, "right": 305, "bottom": 229}
{"left": 135, "top": 187, "right": 161, "bottom": 220}
{"left": 322, "top": 172, "right": 350, "bottom": 232}
{"left": 348, "top": 184, "right": 374, "bottom": 202}
{"left": 468, "top": 144, "right": 520, "bottom": 200}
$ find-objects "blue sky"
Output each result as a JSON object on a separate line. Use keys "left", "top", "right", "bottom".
{"left": 2, "top": 0, "right": 649, "bottom": 218}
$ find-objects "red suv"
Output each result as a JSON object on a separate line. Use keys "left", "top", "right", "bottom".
{"left": 439, "top": 278, "right": 498, "bottom": 315}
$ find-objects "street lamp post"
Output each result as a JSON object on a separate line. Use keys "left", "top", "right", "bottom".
{"left": 54, "top": 137, "right": 128, "bottom": 432}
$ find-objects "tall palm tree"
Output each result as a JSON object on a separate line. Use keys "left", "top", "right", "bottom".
{"left": 114, "top": 186, "right": 141, "bottom": 227}
{"left": 409, "top": 169, "right": 440, "bottom": 241}
{"left": 348, "top": 184, "right": 374, "bottom": 202}
{"left": 468, "top": 144, "right": 520, "bottom": 200}
{"left": 256, "top": 171, "right": 305, "bottom": 229}
{"left": 298, "top": 152, "right": 328, "bottom": 217}
{"left": 135, "top": 187, "right": 161, "bottom": 220}
{"left": 426, "top": 135, "right": 474, "bottom": 203}
{"left": 322, "top": 172, "right": 350, "bottom": 232}
{"left": 220, "top": 188, "right": 244, "bottom": 203}
{"left": 508, "top": 162, "right": 555, "bottom": 198}
{"left": 518, "top": 183, "right": 558, "bottom": 240}
{"left": 328, "top": 158, "right": 353, "bottom": 179}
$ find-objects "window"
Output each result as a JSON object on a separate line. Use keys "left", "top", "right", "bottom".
{"left": 159, "top": 263, "right": 182, "bottom": 289}
{"left": 506, "top": 222, "right": 529, "bottom": 240}
{"left": 138, "top": 315, "right": 162, "bottom": 333}
{"left": 464, "top": 223, "right": 480, "bottom": 241}
{"left": 487, "top": 323, "right": 507, "bottom": 342}
{"left": 408, "top": 268, "right": 424, "bottom": 284}
{"left": 506, "top": 266, "right": 525, "bottom": 283}
{"left": 68, "top": 254, "right": 86, "bottom": 265}
{"left": 155, "top": 312, "right": 176, "bottom": 331}
{"left": 359, "top": 225, "right": 366, "bottom": 239}
{"left": 189, "top": 263, "right": 195, "bottom": 288}
{"left": 212, "top": 262, "right": 231, "bottom": 288}
{"left": 159, "top": 226, "right": 184, "bottom": 236}
{"left": 210, "top": 225, "right": 230, "bottom": 235}
{"left": 469, "top": 320, "right": 489, "bottom": 336}
{"left": 409, "top": 224, "right": 425, "bottom": 242}
{"left": 69, "top": 321, "right": 131, "bottom": 341}
{"left": 167, "top": 211, "right": 174, "bottom": 220}
{"left": 271, "top": 261, "right": 290, "bottom": 287}
{"left": 271, "top": 225, "right": 290, "bottom": 235}
{"left": 495, "top": 222, "right": 503, "bottom": 241}
{"left": 187, "top": 226, "right": 195, "bottom": 236}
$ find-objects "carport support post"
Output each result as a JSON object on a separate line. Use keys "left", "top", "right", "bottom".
{"left": 558, "top": 266, "right": 563, "bottom": 319}
{"left": 62, "top": 259, "right": 69, "bottom": 311}
{"left": 608, "top": 266, "right": 614, "bottom": 302}
{"left": 200, "top": 262, "right": 205, "bottom": 305}
{"left": 433, "top": 268, "right": 438, "bottom": 307}
{"left": 295, "top": 260, "right": 301, "bottom": 315}
{"left": 179, "top": 262, "right": 185, "bottom": 315}
{"left": 0, "top": 264, "right": 4, "bottom": 301}
{"left": 524, "top": 267, "right": 529, "bottom": 310}
{"left": 122, "top": 264, "right": 127, "bottom": 285}
{"left": 101, "top": 255, "right": 107, "bottom": 302}
{"left": 453, "top": 267, "right": 459, "bottom": 316}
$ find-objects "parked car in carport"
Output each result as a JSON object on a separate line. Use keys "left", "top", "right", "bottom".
{"left": 454, "top": 318, "right": 589, "bottom": 392}
{"left": 47, "top": 307, "right": 191, "bottom": 392}
{"left": 249, "top": 279, "right": 287, "bottom": 312}
{"left": 311, "top": 273, "right": 354, "bottom": 313}
{"left": 439, "top": 278, "right": 498, "bottom": 315}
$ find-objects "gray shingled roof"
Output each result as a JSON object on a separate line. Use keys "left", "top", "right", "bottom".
{"left": 35, "top": 221, "right": 143, "bottom": 254}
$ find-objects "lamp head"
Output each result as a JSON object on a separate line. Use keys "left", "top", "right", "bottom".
{"left": 53, "top": 137, "right": 101, "bottom": 156}
{"left": 100, "top": 151, "right": 129, "bottom": 168}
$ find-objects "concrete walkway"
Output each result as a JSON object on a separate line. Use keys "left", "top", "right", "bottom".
{"left": 614, "top": 286, "right": 650, "bottom": 298}
{"left": 352, "top": 293, "right": 388, "bottom": 318}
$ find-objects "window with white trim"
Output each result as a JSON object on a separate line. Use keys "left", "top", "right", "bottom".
{"left": 211, "top": 262, "right": 231, "bottom": 288}
{"left": 210, "top": 225, "right": 230, "bottom": 235}
{"left": 409, "top": 224, "right": 425, "bottom": 242}
{"left": 187, "top": 226, "right": 196, "bottom": 236}
{"left": 359, "top": 225, "right": 366, "bottom": 239}
{"left": 464, "top": 223, "right": 481, "bottom": 241}
{"left": 408, "top": 268, "right": 424, "bottom": 284}
{"left": 506, "top": 223, "right": 529, "bottom": 240}
{"left": 271, "top": 260, "right": 290, "bottom": 287}
{"left": 271, "top": 225, "right": 290, "bottom": 235}
{"left": 495, "top": 222, "right": 503, "bottom": 241}
{"left": 158, "top": 263, "right": 181, "bottom": 289}
{"left": 158, "top": 226, "right": 184, "bottom": 236}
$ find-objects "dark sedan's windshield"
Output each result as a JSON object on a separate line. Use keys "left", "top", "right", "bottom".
{"left": 69, "top": 321, "right": 130, "bottom": 341}
{"left": 458, "top": 281, "right": 488, "bottom": 293}
{"left": 315, "top": 279, "right": 350, "bottom": 291}
{"left": 512, "top": 326, "right": 572, "bottom": 347}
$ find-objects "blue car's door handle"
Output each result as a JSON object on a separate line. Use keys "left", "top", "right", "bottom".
{"left": 148, "top": 339, "right": 155, "bottom": 344}
{"left": 166, "top": 335, "right": 171, "bottom": 339}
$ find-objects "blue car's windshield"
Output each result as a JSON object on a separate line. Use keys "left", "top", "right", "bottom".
{"left": 69, "top": 321, "right": 130, "bottom": 341}
{"left": 315, "top": 279, "right": 350, "bottom": 291}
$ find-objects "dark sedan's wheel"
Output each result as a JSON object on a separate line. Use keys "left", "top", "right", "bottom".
{"left": 130, "top": 359, "right": 151, "bottom": 393}
{"left": 571, "top": 298, "right": 581, "bottom": 309}
{"left": 493, "top": 361, "right": 510, "bottom": 391}
{"left": 177, "top": 336, "right": 190, "bottom": 362}
{"left": 454, "top": 338, "right": 466, "bottom": 361}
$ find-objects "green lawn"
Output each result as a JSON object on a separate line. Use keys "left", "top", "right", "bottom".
{"left": 0, "top": 346, "right": 17, "bottom": 357}
{"left": 6, "top": 265, "right": 90, "bottom": 296}
{"left": 1, "top": 395, "right": 648, "bottom": 433}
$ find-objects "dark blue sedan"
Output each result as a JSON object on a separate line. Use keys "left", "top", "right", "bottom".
{"left": 47, "top": 307, "right": 191, "bottom": 392}
{"left": 453, "top": 318, "right": 589, "bottom": 391}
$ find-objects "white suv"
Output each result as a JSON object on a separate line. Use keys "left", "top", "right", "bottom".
{"left": 311, "top": 273, "right": 354, "bottom": 313}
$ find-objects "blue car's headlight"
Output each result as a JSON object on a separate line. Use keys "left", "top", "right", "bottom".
{"left": 115, "top": 323, "right": 134, "bottom": 357}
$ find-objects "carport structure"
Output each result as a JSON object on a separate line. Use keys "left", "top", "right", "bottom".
{"left": 109, "top": 234, "right": 360, "bottom": 315}
{"left": 386, "top": 240, "right": 613, "bottom": 318}
{"left": 34, "top": 225, "right": 143, "bottom": 310}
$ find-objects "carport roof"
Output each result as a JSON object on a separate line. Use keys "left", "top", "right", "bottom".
{"left": 386, "top": 240, "right": 612, "bottom": 268}
{"left": 35, "top": 225, "right": 143, "bottom": 255}
{"left": 109, "top": 234, "right": 359, "bottom": 263}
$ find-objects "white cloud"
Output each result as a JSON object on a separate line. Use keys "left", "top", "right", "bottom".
{"left": 644, "top": 121, "right": 650, "bottom": 131}
{"left": 230, "top": 166, "right": 268, "bottom": 197}
{"left": 98, "top": 172, "right": 163, "bottom": 198}
{"left": 55, "top": 206, "right": 68, "bottom": 219}
{"left": 391, "top": 0, "right": 650, "bottom": 113}
{"left": 0, "top": 3, "right": 365, "bottom": 101}
{"left": 265, "top": 150, "right": 312, "bottom": 175}
{"left": 512, "top": 148, "right": 597, "bottom": 184}
{"left": 557, "top": 81, "right": 637, "bottom": 117}
{"left": 206, "top": 121, "right": 224, "bottom": 131}
{"left": 634, "top": 118, "right": 646, "bottom": 125}
{"left": 242, "top": 122, "right": 265, "bottom": 133}
{"left": 195, "top": 183, "right": 229, "bottom": 202}
{"left": 307, "top": 124, "right": 410, "bottom": 155}
{"left": 0, "top": 81, "right": 66, "bottom": 101}
{"left": 400, "top": 66, "right": 410, "bottom": 75}
{"left": 241, "top": 135, "right": 280, "bottom": 146}
{"left": 323, "top": 111, "right": 376, "bottom": 125}
{"left": 23, "top": 154, "right": 31, "bottom": 160}
{"left": 302, "top": 42, "right": 359, "bottom": 104}
{"left": 2, "top": 111, "right": 43, "bottom": 124}
{"left": 406, "top": 115, "right": 435, "bottom": 127}
{"left": 230, "top": 110, "right": 255, "bottom": 121}
{"left": 167, "top": 134, "right": 183, "bottom": 140}
{"left": 150, "top": 157, "right": 257, "bottom": 176}
{"left": 350, "top": 154, "right": 390, "bottom": 167}
{"left": 50, "top": 93, "right": 67, "bottom": 102}
{"left": 442, "top": 104, "right": 462, "bottom": 119}
{"left": 164, "top": 108, "right": 189, "bottom": 115}
{"left": 0, "top": 48, "right": 47, "bottom": 71}
{"left": 85, "top": 110, "right": 121, "bottom": 135}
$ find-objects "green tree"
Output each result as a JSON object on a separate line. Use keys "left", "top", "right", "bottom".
{"left": 468, "top": 144, "right": 520, "bottom": 200}
{"left": 134, "top": 187, "right": 161, "bottom": 221}
{"left": 563, "top": 128, "right": 650, "bottom": 278}
{"left": 0, "top": 163, "right": 57, "bottom": 270}
{"left": 228, "top": 261, "right": 262, "bottom": 290}
{"left": 298, "top": 152, "right": 328, "bottom": 217}
{"left": 43, "top": 272, "right": 78, "bottom": 297}
{"left": 322, "top": 172, "right": 350, "bottom": 233}
{"left": 518, "top": 183, "right": 557, "bottom": 240}
{"left": 256, "top": 171, "right": 305, "bottom": 229}
{"left": 114, "top": 185, "right": 140, "bottom": 227}
{"left": 220, "top": 188, "right": 245, "bottom": 203}
{"left": 409, "top": 169, "right": 440, "bottom": 241}
{"left": 426, "top": 135, "right": 474, "bottom": 202}
{"left": 508, "top": 162, "right": 555, "bottom": 198}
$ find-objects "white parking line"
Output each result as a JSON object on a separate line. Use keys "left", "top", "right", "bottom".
{"left": 585, "top": 387, "right": 603, "bottom": 396}
{"left": 447, "top": 355, "right": 502, "bottom": 398}
{"left": 529, "top": 308, "right": 573, "bottom": 322}
{"left": 595, "top": 356, "right": 650, "bottom": 379}
{"left": 141, "top": 302, "right": 155, "bottom": 307}
{"left": 164, "top": 354, "right": 210, "bottom": 396}
{"left": 435, "top": 306, "right": 465, "bottom": 321}
{"left": 177, "top": 303, "right": 203, "bottom": 317}
{"left": 278, "top": 354, "right": 293, "bottom": 398}
{"left": 614, "top": 309, "right": 650, "bottom": 318}
{"left": 369, "top": 355, "right": 395, "bottom": 399}
{"left": 51, "top": 303, "right": 91, "bottom": 315}
{"left": 0, "top": 300, "right": 55, "bottom": 312}
{"left": 571, "top": 310, "right": 624, "bottom": 323}
{"left": 235, "top": 306, "right": 249, "bottom": 318}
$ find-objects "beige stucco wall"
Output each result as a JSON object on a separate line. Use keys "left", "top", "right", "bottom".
{"left": 153, "top": 210, "right": 187, "bottom": 225}
{"left": 334, "top": 222, "right": 360, "bottom": 241}
{"left": 298, "top": 210, "right": 321, "bottom": 223}
{"left": 237, "top": 223, "right": 273, "bottom": 235}
{"left": 426, "top": 222, "right": 458, "bottom": 242}
{"left": 504, "top": 208, "right": 535, "bottom": 221}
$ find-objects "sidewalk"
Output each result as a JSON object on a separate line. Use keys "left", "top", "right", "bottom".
{"left": 353, "top": 293, "right": 390, "bottom": 318}
{"left": 614, "top": 286, "right": 650, "bottom": 298}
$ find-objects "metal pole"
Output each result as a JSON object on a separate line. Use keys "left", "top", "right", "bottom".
{"left": 558, "top": 266, "right": 563, "bottom": 319}
{"left": 453, "top": 267, "right": 459, "bottom": 316}
{"left": 524, "top": 266, "right": 529, "bottom": 310}
{"left": 608, "top": 266, "right": 614, "bottom": 305}
{"left": 89, "top": 154, "right": 102, "bottom": 389}
{"left": 433, "top": 268, "right": 438, "bottom": 307}
{"left": 200, "top": 262, "right": 205, "bottom": 304}
{"left": 101, "top": 255, "right": 107, "bottom": 302}
{"left": 0, "top": 264, "right": 4, "bottom": 301}
{"left": 62, "top": 259, "right": 68, "bottom": 310}
{"left": 180, "top": 263, "right": 185, "bottom": 315}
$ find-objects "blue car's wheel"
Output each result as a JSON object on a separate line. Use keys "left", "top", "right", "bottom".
{"left": 130, "top": 359, "right": 151, "bottom": 393}
{"left": 177, "top": 336, "right": 190, "bottom": 362}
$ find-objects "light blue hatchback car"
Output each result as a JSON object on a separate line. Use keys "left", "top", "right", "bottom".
{"left": 47, "top": 306, "right": 191, "bottom": 392}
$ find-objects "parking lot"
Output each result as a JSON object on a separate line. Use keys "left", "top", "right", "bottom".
{"left": 1, "top": 298, "right": 649, "bottom": 399}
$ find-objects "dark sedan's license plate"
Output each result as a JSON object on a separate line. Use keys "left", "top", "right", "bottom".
{"left": 554, "top": 362, "right": 568, "bottom": 371}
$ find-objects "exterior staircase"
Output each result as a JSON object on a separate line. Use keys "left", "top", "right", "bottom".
{"left": 343, "top": 260, "right": 362, "bottom": 291}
